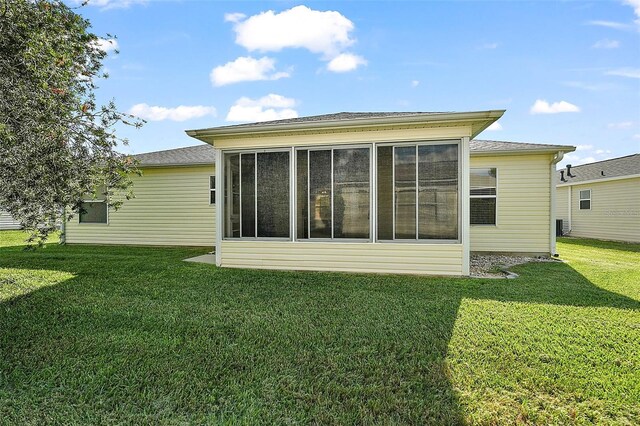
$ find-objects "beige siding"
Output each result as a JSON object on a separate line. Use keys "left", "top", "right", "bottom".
{"left": 555, "top": 186, "right": 570, "bottom": 234}
{"left": 0, "top": 210, "right": 22, "bottom": 230}
{"left": 220, "top": 241, "right": 464, "bottom": 275}
{"left": 66, "top": 165, "right": 216, "bottom": 246}
{"left": 564, "top": 177, "right": 640, "bottom": 243}
{"left": 470, "top": 154, "right": 552, "bottom": 254}
{"left": 214, "top": 125, "right": 472, "bottom": 149}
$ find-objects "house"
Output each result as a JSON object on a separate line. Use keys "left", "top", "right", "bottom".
{"left": 556, "top": 154, "right": 640, "bottom": 243}
{"left": 0, "top": 209, "right": 22, "bottom": 230}
{"left": 65, "top": 111, "right": 575, "bottom": 276}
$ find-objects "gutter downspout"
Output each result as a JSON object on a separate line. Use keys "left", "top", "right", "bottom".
{"left": 550, "top": 151, "right": 564, "bottom": 256}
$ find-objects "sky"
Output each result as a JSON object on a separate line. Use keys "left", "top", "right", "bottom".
{"left": 72, "top": 0, "right": 640, "bottom": 167}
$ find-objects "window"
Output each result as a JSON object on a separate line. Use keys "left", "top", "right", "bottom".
{"left": 377, "top": 143, "right": 459, "bottom": 240}
{"left": 296, "top": 147, "right": 371, "bottom": 240}
{"left": 209, "top": 176, "right": 216, "bottom": 204}
{"left": 470, "top": 168, "right": 497, "bottom": 225}
{"left": 579, "top": 189, "right": 591, "bottom": 210}
{"left": 79, "top": 187, "right": 108, "bottom": 224}
{"left": 224, "top": 151, "right": 290, "bottom": 238}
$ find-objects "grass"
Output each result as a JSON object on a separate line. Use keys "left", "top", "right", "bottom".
{"left": 0, "top": 231, "right": 638, "bottom": 425}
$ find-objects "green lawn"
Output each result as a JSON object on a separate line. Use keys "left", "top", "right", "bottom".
{"left": 1, "top": 231, "right": 638, "bottom": 425}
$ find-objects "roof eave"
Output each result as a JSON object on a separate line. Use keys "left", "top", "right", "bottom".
{"left": 471, "top": 146, "right": 576, "bottom": 156}
{"left": 186, "top": 110, "right": 506, "bottom": 142}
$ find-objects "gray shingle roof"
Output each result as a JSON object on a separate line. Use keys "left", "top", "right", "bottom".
{"left": 209, "top": 112, "right": 448, "bottom": 129}
{"left": 134, "top": 140, "right": 573, "bottom": 167}
{"left": 556, "top": 154, "right": 640, "bottom": 184}
{"left": 471, "top": 139, "right": 573, "bottom": 153}
{"left": 134, "top": 144, "right": 215, "bottom": 166}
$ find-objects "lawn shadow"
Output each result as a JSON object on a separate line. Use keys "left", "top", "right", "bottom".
{"left": 0, "top": 243, "right": 638, "bottom": 424}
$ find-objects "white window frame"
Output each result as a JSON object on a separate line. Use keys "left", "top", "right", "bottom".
{"left": 375, "top": 140, "right": 462, "bottom": 244}
{"left": 470, "top": 167, "right": 498, "bottom": 226}
{"left": 579, "top": 189, "right": 591, "bottom": 210}
{"left": 78, "top": 200, "right": 109, "bottom": 225}
{"left": 222, "top": 148, "right": 293, "bottom": 241}
{"left": 294, "top": 144, "right": 374, "bottom": 242}
{"left": 209, "top": 175, "right": 216, "bottom": 205}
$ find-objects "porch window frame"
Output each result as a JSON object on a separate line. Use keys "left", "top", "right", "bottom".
{"left": 375, "top": 139, "right": 462, "bottom": 244}
{"left": 219, "top": 139, "right": 463, "bottom": 245}
{"left": 222, "top": 147, "right": 293, "bottom": 241}
{"left": 294, "top": 143, "right": 374, "bottom": 243}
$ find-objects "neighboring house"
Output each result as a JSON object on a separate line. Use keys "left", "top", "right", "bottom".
{"left": 556, "top": 154, "right": 640, "bottom": 243}
{"left": 66, "top": 110, "right": 575, "bottom": 276}
{"left": 0, "top": 210, "right": 22, "bottom": 230}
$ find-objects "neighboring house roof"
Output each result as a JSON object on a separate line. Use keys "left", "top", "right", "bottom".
{"left": 134, "top": 140, "right": 574, "bottom": 167}
{"left": 556, "top": 153, "right": 640, "bottom": 185}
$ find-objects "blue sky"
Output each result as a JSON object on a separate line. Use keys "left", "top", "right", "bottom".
{"left": 75, "top": 0, "right": 640, "bottom": 167}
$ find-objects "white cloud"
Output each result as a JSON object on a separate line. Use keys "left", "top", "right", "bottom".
{"left": 623, "top": 0, "right": 640, "bottom": 24}
{"left": 606, "top": 68, "right": 640, "bottom": 78}
{"left": 633, "top": 134, "right": 640, "bottom": 139}
{"left": 91, "top": 38, "right": 119, "bottom": 54}
{"left": 210, "top": 56, "right": 290, "bottom": 86}
{"left": 326, "top": 53, "right": 367, "bottom": 72}
{"left": 608, "top": 121, "right": 634, "bottom": 129}
{"left": 592, "top": 39, "right": 620, "bottom": 49}
{"left": 226, "top": 5, "right": 365, "bottom": 72}
{"left": 129, "top": 104, "right": 216, "bottom": 122}
{"left": 77, "top": 0, "right": 146, "bottom": 10}
{"left": 586, "top": 20, "right": 632, "bottom": 30}
{"left": 411, "top": 80, "right": 420, "bottom": 88}
{"left": 230, "top": 5, "right": 355, "bottom": 57}
{"left": 226, "top": 94, "right": 298, "bottom": 122}
{"left": 224, "top": 12, "right": 246, "bottom": 23}
{"left": 530, "top": 99, "right": 581, "bottom": 114}
{"left": 487, "top": 122, "right": 503, "bottom": 131}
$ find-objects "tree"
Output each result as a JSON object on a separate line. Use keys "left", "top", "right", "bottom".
{"left": 0, "top": 0, "right": 142, "bottom": 245}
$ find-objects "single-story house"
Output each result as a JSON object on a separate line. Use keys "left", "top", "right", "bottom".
{"left": 0, "top": 209, "right": 22, "bottom": 230}
{"left": 556, "top": 154, "right": 639, "bottom": 243}
{"left": 65, "top": 111, "right": 575, "bottom": 276}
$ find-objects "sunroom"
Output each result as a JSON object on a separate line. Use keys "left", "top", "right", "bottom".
{"left": 187, "top": 110, "right": 505, "bottom": 276}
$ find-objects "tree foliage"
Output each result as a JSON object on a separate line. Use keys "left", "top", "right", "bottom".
{"left": 0, "top": 0, "right": 142, "bottom": 245}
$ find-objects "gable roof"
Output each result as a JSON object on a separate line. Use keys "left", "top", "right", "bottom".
{"left": 556, "top": 154, "right": 640, "bottom": 185}
{"left": 133, "top": 140, "right": 573, "bottom": 167}
{"left": 186, "top": 110, "right": 505, "bottom": 141}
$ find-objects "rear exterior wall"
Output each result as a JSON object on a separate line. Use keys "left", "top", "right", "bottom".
{"left": 470, "top": 153, "right": 553, "bottom": 254}
{"left": 65, "top": 165, "right": 216, "bottom": 247}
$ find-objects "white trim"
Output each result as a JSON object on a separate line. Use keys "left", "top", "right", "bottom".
{"left": 549, "top": 151, "right": 564, "bottom": 256}
{"left": 567, "top": 187, "right": 572, "bottom": 233}
{"left": 556, "top": 173, "right": 640, "bottom": 187}
{"left": 461, "top": 136, "right": 471, "bottom": 276}
{"left": 215, "top": 149, "right": 222, "bottom": 266}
